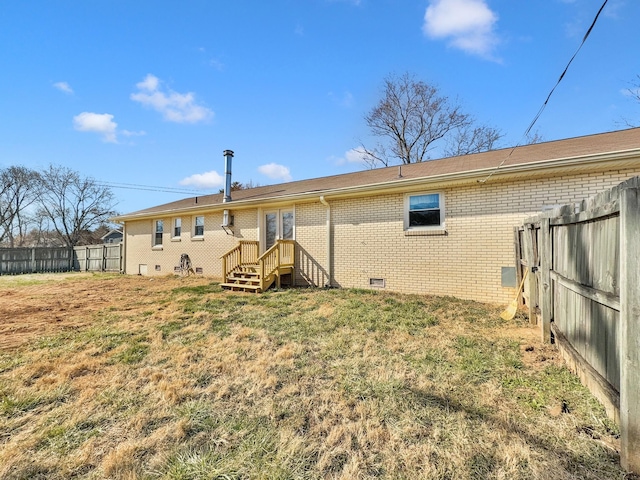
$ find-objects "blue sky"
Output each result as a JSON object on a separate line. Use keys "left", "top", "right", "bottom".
{"left": 1, "top": 0, "right": 639, "bottom": 214}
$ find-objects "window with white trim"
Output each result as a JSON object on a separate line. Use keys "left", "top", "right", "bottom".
{"left": 404, "top": 192, "right": 444, "bottom": 230}
{"left": 193, "top": 215, "right": 204, "bottom": 237}
{"left": 173, "top": 218, "right": 181, "bottom": 238}
{"left": 154, "top": 220, "right": 164, "bottom": 246}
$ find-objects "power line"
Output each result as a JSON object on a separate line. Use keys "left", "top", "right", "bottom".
{"left": 97, "top": 181, "right": 215, "bottom": 196}
{"left": 479, "top": 0, "right": 609, "bottom": 184}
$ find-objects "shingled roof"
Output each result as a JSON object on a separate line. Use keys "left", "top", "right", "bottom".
{"left": 114, "top": 127, "right": 640, "bottom": 221}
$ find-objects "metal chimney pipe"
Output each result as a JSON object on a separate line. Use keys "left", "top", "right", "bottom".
{"left": 223, "top": 149, "right": 234, "bottom": 203}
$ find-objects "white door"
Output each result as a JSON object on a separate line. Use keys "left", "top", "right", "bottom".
{"left": 264, "top": 209, "right": 294, "bottom": 251}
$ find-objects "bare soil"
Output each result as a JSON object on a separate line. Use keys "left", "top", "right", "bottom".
{"left": 0, "top": 273, "right": 210, "bottom": 351}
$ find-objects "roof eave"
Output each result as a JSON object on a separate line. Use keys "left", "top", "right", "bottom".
{"left": 112, "top": 147, "right": 640, "bottom": 222}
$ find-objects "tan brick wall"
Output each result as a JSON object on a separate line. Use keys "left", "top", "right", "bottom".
{"left": 294, "top": 202, "right": 329, "bottom": 286}
{"left": 124, "top": 210, "right": 257, "bottom": 278}
{"left": 325, "top": 169, "right": 640, "bottom": 304}
{"left": 124, "top": 169, "right": 640, "bottom": 304}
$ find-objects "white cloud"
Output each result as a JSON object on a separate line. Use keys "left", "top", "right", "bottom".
{"left": 258, "top": 163, "right": 293, "bottom": 182}
{"left": 209, "top": 58, "right": 225, "bottom": 70}
{"left": 136, "top": 74, "right": 159, "bottom": 92}
{"left": 121, "top": 129, "right": 147, "bottom": 137}
{"left": 53, "top": 82, "right": 73, "bottom": 94}
{"left": 332, "top": 147, "right": 372, "bottom": 166}
{"left": 423, "top": 0, "right": 499, "bottom": 58}
{"left": 179, "top": 170, "right": 225, "bottom": 189}
{"left": 328, "top": 91, "right": 354, "bottom": 108}
{"left": 73, "top": 112, "right": 118, "bottom": 143}
{"left": 131, "top": 74, "right": 213, "bottom": 123}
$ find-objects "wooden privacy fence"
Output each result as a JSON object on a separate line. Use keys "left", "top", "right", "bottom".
{"left": 73, "top": 244, "right": 122, "bottom": 272}
{"left": 517, "top": 176, "right": 639, "bottom": 473}
{"left": 0, "top": 247, "right": 73, "bottom": 274}
{"left": 0, "top": 244, "right": 122, "bottom": 275}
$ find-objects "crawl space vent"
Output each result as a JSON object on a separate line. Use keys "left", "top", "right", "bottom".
{"left": 369, "top": 278, "right": 385, "bottom": 288}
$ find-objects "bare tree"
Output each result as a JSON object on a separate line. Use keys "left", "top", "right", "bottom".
{"left": 0, "top": 166, "right": 41, "bottom": 247}
{"left": 36, "top": 165, "right": 117, "bottom": 247}
{"left": 444, "top": 125, "right": 502, "bottom": 157}
{"left": 361, "top": 72, "right": 502, "bottom": 167}
{"left": 217, "top": 181, "right": 260, "bottom": 193}
{"left": 524, "top": 130, "right": 544, "bottom": 145}
{"left": 620, "top": 75, "right": 640, "bottom": 128}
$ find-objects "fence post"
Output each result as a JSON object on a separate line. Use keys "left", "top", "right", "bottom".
{"left": 522, "top": 223, "right": 537, "bottom": 325}
{"left": 31, "top": 248, "right": 36, "bottom": 273}
{"left": 620, "top": 186, "right": 640, "bottom": 474}
{"left": 539, "top": 217, "right": 552, "bottom": 343}
{"left": 513, "top": 227, "right": 523, "bottom": 305}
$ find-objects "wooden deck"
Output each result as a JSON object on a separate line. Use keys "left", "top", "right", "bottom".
{"left": 220, "top": 240, "right": 294, "bottom": 293}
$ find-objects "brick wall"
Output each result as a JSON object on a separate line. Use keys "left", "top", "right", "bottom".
{"left": 124, "top": 210, "right": 257, "bottom": 277}
{"left": 294, "top": 202, "right": 329, "bottom": 286}
{"left": 325, "top": 169, "right": 640, "bottom": 304}
{"left": 123, "top": 168, "right": 640, "bottom": 304}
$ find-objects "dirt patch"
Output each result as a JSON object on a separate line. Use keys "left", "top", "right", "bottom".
{"left": 0, "top": 273, "right": 212, "bottom": 351}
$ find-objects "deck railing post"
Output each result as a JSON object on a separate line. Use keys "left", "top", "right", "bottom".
{"left": 222, "top": 256, "right": 227, "bottom": 281}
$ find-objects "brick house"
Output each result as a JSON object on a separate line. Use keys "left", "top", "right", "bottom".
{"left": 112, "top": 128, "right": 640, "bottom": 304}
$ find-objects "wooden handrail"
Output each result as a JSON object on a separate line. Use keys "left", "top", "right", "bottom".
{"left": 256, "top": 240, "right": 295, "bottom": 291}
{"left": 221, "top": 240, "right": 258, "bottom": 279}
{"left": 221, "top": 239, "right": 295, "bottom": 291}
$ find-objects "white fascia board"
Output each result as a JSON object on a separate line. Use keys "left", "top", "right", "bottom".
{"left": 113, "top": 148, "right": 640, "bottom": 222}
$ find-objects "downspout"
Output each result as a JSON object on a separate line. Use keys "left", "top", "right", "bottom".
{"left": 319, "top": 196, "right": 332, "bottom": 287}
{"left": 120, "top": 222, "right": 126, "bottom": 274}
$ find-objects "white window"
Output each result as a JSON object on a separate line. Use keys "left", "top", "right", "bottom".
{"left": 173, "top": 218, "right": 182, "bottom": 238}
{"left": 154, "top": 220, "right": 164, "bottom": 246}
{"left": 404, "top": 192, "right": 445, "bottom": 230}
{"left": 194, "top": 215, "right": 204, "bottom": 237}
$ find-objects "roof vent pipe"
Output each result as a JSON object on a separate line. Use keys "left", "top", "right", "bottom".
{"left": 223, "top": 149, "right": 234, "bottom": 203}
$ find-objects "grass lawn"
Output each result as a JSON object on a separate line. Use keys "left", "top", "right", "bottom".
{"left": 0, "top": 274, "right": 631, "bottom": 479}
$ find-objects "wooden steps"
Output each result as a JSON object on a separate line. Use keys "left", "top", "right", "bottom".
{"left": 220, "top": 265, "right": 265, "bottom": 292}
{"left": 220, "top": 240, "right": 295, "bottom": 294}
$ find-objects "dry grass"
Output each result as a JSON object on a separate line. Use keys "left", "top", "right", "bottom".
{"left": 0, "top": 274, "right": 633, "bottom": 479}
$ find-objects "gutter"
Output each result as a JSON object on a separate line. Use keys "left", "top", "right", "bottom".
{"left": 319, "top": 196, "right": 332, "bottom": 287}
{"left": 112, "top": 147, "right": 640, "bottom": 222}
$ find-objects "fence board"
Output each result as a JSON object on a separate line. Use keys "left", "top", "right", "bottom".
{"left": 0, "top": 247, "right": 72, "bottom": 274}
{"left": 0, "top": 245, "right": 122, "bottom": 275}
{"left": 519, "top": 176, "right": 640, "bottom": 474}
{"left": 619, "top": 186, "right": 640, "bottom": 472}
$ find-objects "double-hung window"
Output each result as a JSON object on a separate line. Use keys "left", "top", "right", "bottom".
{"left": 173, "top": 218, "right": 182, "bottom": 238}
{"left": 404, "top": 193, "right": 444, "bottom": 231}
{"left": 154, "top": 220, "right": 164, "bottom": 246}
{"left": 194, "top": 215, "right": 204, "bottom": 237}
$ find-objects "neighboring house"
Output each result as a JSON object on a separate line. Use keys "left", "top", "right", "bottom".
{"left": 101, "top": 228, "right": 123, "bottom": 244}
{"left": 112, "top": 128, "right": 640, "bottom": 304}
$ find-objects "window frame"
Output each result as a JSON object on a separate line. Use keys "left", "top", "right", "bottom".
{"left": 193, "top": 215, "right": 205, "bottom": 238}
{"left": 172, "top": 217, "right": 182, "bottom": 239}
{"left": 403, "top": 192, "right": 445, "bottom": 232}
{"left": 153, "top": 219, "right": 164, "bottom": 247}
